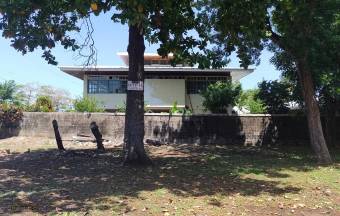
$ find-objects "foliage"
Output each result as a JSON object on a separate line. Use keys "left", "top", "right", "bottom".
{"left": 0, "top": 80, "right": 16, "bottom": 101}
{"left": 201, "top": 81, "right": 241, "bottom": 114}
{"left": 194, "top": 0, "right": 339, "bottom": 163}
{"left": 256, "top": 80, "right": 292, "bottom": 114}
{"left": 15, "top": 83, "right": 73, "bottom": 111}
{"left": 0, "top": 80, "right": 24, "bottom": 106}
{"left": 237, "top": 89, "right": 266, "bottom": 114}
{"left": 0, "top": 1, "right": 198, "bottom": 65}
{"left": 115, "top": 104, "right": 126, "bottom": 113}
{"left": 73, "top": 96, "right": 104, "bottom": 113}
{"left": 0, "top": 103, "right": 23, "bottom": 128}
{"left": 34, "top": 95, "right": 54, "bottom": 112}
{"left": 169, "top": 101, "right": 192, "bottom": 115}
{"left": 169, "top": 101, "right": 180, "bottom": 114}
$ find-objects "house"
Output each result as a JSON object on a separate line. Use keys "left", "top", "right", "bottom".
{"left": 59, "top": 52, "right": 254, "bottom": 113}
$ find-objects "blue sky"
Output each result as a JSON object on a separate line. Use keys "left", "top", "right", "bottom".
{"left": 0, "top": 13, "right": 280, "bottom": 97}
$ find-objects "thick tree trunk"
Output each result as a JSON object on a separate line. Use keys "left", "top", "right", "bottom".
{"left": 123, "top": 25, "right": 152, "bottom": 165}
{"left": 296, "top": 60, "right": 332, "bottom": 164}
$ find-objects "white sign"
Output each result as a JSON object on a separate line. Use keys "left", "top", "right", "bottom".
{"left": 127, "top": 81, "right": 144, "bottom": 91}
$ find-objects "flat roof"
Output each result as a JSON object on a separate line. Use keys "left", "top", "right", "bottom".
{"left": 59, "top": 66, "right": 254, "bottom": 81}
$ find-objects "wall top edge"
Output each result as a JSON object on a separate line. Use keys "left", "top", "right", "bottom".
{"left": 21, "top": 112, "right": 327, "bottom": 117}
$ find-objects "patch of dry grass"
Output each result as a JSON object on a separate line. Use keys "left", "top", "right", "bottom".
{"left": 0, "top": 137, "right": 339, "bottom": 216}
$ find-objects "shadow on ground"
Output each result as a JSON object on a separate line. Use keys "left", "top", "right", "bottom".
{"left": 0, "top": 144, "right": 338, "bottom": 215}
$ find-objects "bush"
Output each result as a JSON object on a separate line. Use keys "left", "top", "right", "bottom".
{"left": 34, "top": 95, "right": 54, "bottom": 112}
{"left": 73, "top": 97, "right": 105, "bottom": 112}
{"left": 169, "top": 101, "right": 192, "bottom": 115}
{"left": 115, "top": 104, "right": 126, "bottom": 113}
{"left": 0, "top": 103, "right": 23, "bottom": 128}
{"left": 237, "top": 89, "right": 266, "bottom": 114}
{"left": 201, "top": 81, "right": 242, "bottom": 113}
{"left": 256, "top": 80, "right": 292, "bottom": 114}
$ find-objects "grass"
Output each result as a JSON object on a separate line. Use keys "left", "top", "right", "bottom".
{"left": 0, "top": 137, "right": 339, "bottom": 215}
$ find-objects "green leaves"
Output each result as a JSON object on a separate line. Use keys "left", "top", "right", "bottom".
{"left": 256, "top": 80, "right": 292, "bottom": 114}
{"left": 201, "top": 81, "right": 242, "bottom": 114}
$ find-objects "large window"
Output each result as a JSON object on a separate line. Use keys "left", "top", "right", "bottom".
{"left": 88, "top": 76, "right": 127, "bottom": 94}
{"left": 186, "top": 76, "right": 230, "bottom": 94}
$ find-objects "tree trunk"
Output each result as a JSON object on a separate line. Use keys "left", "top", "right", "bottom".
{"left": 296, "top": 60, "right": 332, "bottom": 164}
{"left": 123, "top": 25, "right": 152, "bottom": 165}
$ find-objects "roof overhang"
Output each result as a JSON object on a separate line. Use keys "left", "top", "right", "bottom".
{"left": 59, "top": 66, "right": 254, "bottom": 81}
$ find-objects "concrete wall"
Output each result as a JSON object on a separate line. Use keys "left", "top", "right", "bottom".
{"left": 2, "top": 112, "right": 339, "bottom": 146}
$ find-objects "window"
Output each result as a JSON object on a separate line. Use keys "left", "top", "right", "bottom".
{"left": 88, "top": 76, "right": 127, "bottom": 94}
{"left": 186, "top": 76, "right": 230, "bottom": 94}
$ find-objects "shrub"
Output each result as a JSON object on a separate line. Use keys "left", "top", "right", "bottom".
{"left": 0, "top": 103, "right": 23, "bottom": 128}
{"left": 73, "top": 96, "right": 105, "bottom": 112}
{"left": 169, "top": 101, "right": 192, "bottom": 115}
{"left": 237, "top": 89, "right": 266, "bottom": 114}
{"left": 201, "top": 81, "right": 242, "bottom": 113}
{"left": 34, "top": 95, "right": 54, "bottom": 112}
{"left": 256, "top": 80, "right": 292, "bottom": 114}
{"left": 115, "top": 104, "right": 126, "bottom": 113}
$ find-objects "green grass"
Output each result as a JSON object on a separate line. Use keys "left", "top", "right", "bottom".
{"left": 0, "top": 139, "right": 339, "bottom": 215}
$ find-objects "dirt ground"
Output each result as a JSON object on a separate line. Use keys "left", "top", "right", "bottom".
{"left": 0, "top": 137, "right": 339, "bottom": 216}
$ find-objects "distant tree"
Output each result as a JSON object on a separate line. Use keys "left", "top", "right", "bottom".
{"left": 237, "top": 89, "right": 266, "bottom": 114}
{"left": 0, "top": 80, "right": 17, "bottom": 102}
{"left": 73, "top": 96, "right": 104, "bottom": 113}
{"left": 37, "top": 85, "right": 72, "bottom": 111}
{"left": 201, "top": 81, "right": 241, "bottom": 114}
{"left": 0, "top": 80, "right": 25, "bottom": 106}
{"left": 15, "top": 83, "right": 39, "bottom": 106}
{"left": 16, "top": 83, "right": 73, "bottom": 110}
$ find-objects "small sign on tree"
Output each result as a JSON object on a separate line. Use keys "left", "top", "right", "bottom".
{"left": 127, "top": 81, "right": 144, "bottom": 91}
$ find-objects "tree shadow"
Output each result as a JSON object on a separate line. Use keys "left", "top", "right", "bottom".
{"left": 0, "top": 144, "right": 332, "bottom": 215}
{"left": 149, "top": 115, "right": 245, "bottom": 145}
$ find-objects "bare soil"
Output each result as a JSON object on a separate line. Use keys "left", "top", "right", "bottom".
{"left": 0, "top": 137, "right": 339, "bottom": 216}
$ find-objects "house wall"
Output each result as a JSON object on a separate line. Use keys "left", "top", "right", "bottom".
{"left": 144, "top": 79, "right": 185, "bottom": 106}
{"left": 186, "top": 94, "right": 205, "bottom": 114}
{"left": 83, "top": 76, "right": 232, "bottom": 113}
{"left": 89, "top": 94, "right": 126, "bottom": 110}
{"left": 83, "top": 76, "right": 189, "bottom": 111}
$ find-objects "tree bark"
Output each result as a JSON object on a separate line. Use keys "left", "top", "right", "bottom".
{"left": 123, "top": 25, "right": 152, "bottom": 165}
{"left": 296, "top": 59, "right": 332, "bottom": 164}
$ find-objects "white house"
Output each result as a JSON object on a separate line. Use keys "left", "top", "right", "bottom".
{"left": 59, "top": 52, "right": 253, "bottom": 113}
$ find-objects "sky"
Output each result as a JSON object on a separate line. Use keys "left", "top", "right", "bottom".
{"left": 0, "top": 13, "right": 281, "bottom": 97}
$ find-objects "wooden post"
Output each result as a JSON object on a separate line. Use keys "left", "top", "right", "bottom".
{"left": 52, "top": 120, "right": 65, "bottom": 151}
{"left": 90, "top": 121, "right": 105, "bottom": 151}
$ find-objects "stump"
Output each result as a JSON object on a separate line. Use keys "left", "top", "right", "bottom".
{"left": 52, "top": 120, "right": 65, "bottom": 151}
{"left": 90, "top": 121, "right": 105, "bottom": 151}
